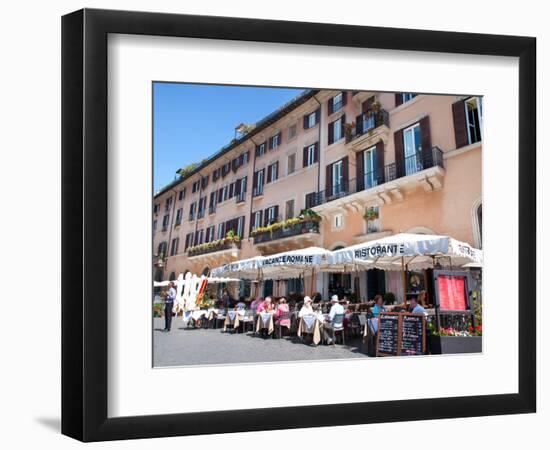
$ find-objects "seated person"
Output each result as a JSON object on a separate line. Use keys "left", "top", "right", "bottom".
{"left": 371, "top": 295, "right": 386, "bottom": 317}
{"left": 324, "top": 295, "right": 345, "bottom": 344}
{"left": 256, "top": 296, "right": 274, "bottom": 314}
{"left": 236, "top": 296, "right": 247, "bottom": 310}
{"left": 409, "top": 296, "right": 427, "bottom": 315}
{"left": 250, "top": 296, "right": 263, "bottom": 311}
{"left": 275, "top": 297, "right": 290, "bottom": 327}
{"left": 327, "top": 295, "right": 345, "bottom": 323}
{"left": 298, "top": 296, "right": 314, "bottom": 317}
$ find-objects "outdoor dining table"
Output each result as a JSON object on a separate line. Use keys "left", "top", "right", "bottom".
{"left": 223, "top": 309, "right": 246, "bottom": 331}
{"left": 255, "top": 312, "right": 275, "bottom": 335}
{"left": 297, "top": 314, "right": 325, "bottom": 345}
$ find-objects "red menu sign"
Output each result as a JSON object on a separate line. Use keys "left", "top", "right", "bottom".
{"left": 437, "top": 275, "right": 467, "bottom": 311}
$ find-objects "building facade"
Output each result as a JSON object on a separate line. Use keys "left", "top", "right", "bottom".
{"left": 153, "top": 89, "right": 482, "bottom": 301}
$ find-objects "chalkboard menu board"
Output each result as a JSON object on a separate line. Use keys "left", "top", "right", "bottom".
{"left": 376, "top": 313, "right": 400, "bottom": 356}
{"left": 376, "top": 312, "right": 426, "bottom": 357}
{"left": 400, "top": 313, "right": 425, "bottom": 356}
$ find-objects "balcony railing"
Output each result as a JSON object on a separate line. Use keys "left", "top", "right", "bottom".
{"left": 188, "top": 212, "right": 196, "bottom": 221}
{"left": 252, "top": 218, "right": 321, "bottom": 245}
{"left": 236, "top": 192, "right": 246, "bottom": 204}
{"left": 187, "top": 238, "right": 241, "bottom": 257}
{"left": 345, "top": 109, "right": 390, "bottom": 143}
{"left": 310, "top": 146, "right": 444, "bottom": 207}
{"left": 208, "top": 205, "right": 216, "bottom": 215}
{"left": 197, "top": 209, "right": 205, "bottom": 219}
{"left": 253, "top": 186, "right": 264, "bottom": 197}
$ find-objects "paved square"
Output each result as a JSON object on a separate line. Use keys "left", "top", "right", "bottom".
{"left": 153, "top": 318, "right": 369, "bottom": 366}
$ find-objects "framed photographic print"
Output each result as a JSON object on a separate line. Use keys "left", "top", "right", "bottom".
{"left": 61, "top": 8, "right": 536, "bottom": 442}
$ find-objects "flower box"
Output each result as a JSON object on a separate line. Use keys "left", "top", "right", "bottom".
{"left": 429, "top": 335, "right": 482, "bottom": 354}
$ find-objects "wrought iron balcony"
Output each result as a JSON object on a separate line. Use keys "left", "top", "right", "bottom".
{"left": 309, "top": 146, "right": 444, "bottom": 207}
{"left": 345, "top": 109, "right": 390, "bottom": 143}
{"left": 252, "top": 218, "right": 321, "bottom": 245}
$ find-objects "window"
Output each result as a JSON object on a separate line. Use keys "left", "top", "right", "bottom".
{"left": 252, "top": 211, "right": 262, "bottom": 231}
{"left": 465, "top": 97, "right": 483, "bottom": 144}
{"left": 329, "top": 116, "right": 344, "bottom": 144}
{"left": 333, "top": 213, "right": 343, "bottom": 229}
{"left": 237, "top": 216, "right": 244, "bottom": 238}
{"left": 206, "top": 225, "right": 215, "bottom": 243}
{"left": 270, "top": 133, "right": 280, "bottom": 150}
{"left": 221, "top": 185, "right": 229, "bottom": 202}
{"left": 402, "top": 93, "right": 417, "bottom": 103}
{"left": 191, "top": 180, "right": 200, "bottom": 193}
{"left": 188, "top": 202, "right": 196, "bottom": 220}
{"left": 162, "top": 214, "right": 170, "bottom": 230}
{"left": 332, "top": 160, "right": 344, "bottom": 195}
{"left": 153, "top": 203, "right": 160, "bottom": 214}
{"left": 288, "top": 124, "right": 297, "bottom": 140}
{"left": 330, "top": 92, "right": 344, "bottom": 114}
{"left": 287, "top": 153, "right": 296, "bottom": 175}
{"left": 253, "top": 169, "right": 265, "bottom": 196}
{"left": 285, "top": 199, "right": 295, "bottom": 219}
{"left": 256, "top": 142, "right": 266, "bottom": 157}
{"left": 307, "top": 144, "right": 316, "bottom": 166}
{"left": 165, "top": 196, "right": 172, "bottom": 211}
{"left": 157, "top": 241, "right": 168, "bottom": 257}
{"left": 178, "top": 189, "right": 185, "bottom": 201}
{"left": 363, "top": 145, "right": 378, "bottom": 189}
{"left": 403, "top": 123, "right": 422, "bottom": 176}
{"left": 266, "top": 206, "right": 277, "bottom": 224}
{"left": 175, "top": 208, "right": 183, "bottom": 225}
{"left": 152, "top": 220, "right": 157, "bottom": 232}
{"left": 195, "top": 229, "right": 204, "bottom": 245}
{"left": 242, "top": 151, "right": 249, "bottom": 165}
{"left": 303, "top": 109, "right": 319, "bottom": 129}
{"left": 184, "top": 233, "right": 194, "bottom": 250}
{"left": 170, "top": 237, "right": 179, "bottom": 256}
{"left": 217, "top": 222, "right": 226, "bottom": 240}
{"left": 267, "top": 162, "right": 279, "bottom": 183}
{"left": 365, "top": 206, "right": 380, "bottom": 233}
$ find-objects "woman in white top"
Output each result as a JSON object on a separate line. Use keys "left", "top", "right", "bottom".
{"left": 298, "top": 296, "right": 314, "bottom": 317}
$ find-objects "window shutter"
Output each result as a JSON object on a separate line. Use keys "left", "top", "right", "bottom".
{"left": 242, "top": 176, "right": 247, "bottom": 192}
{"left": 275, "top": 162, "right": 279, "bottom": 180}
{"left": 342, "top": 156, "right": 349, "bottom": 191}
{"left": 315, "top": 108, "right": 320, "bottom": 124}
{"left": 394, "top": 129, "right": 405, "bottom": 178}
{"left": 260, "top": 168, "right": 265, "bottom": 185}
{"left": 253, "top": 170, "right": 258, "bottom": 188}
{"left": 452, "top": 100, "right": 469, "bottom": 149}
{"left": 274, "top": 205, "right": 279, "bottom": 222}
{"left": 277, "top": 131, "right": 282, "bottom": 146}
{"left": 303, "top": 146, "right": 308, "bottom": 167}
{"left": 342, "top": 91, "right": 348, "bottom": 106}
{"left": 303, "top": 115, "right": 309, "bottom": 130}
{"left": 268, "top": 136, "right": 273, "bottom": 150}
{"left": 328, "top": 121, "right": 334, "bottom": 145}
{"left": 235, "top": 178, "right": 242, "bottom": 195}
{"left": 419, "top": 116, "right": 433, "bottom": 167}
{"left": 362, "top": 96, "right": 374, "bottom": 112}
{"left": 395, "top": 93, "right": 403, "bottom": 107}
{"left": 255, "top": 145, "right": 260, "bottom": 156}
{"left": 263, "top": 208, "right": 270, "bottom": 226}
{"left": 217, "top": 188, "right": 223, "bottom": 203}
{"left": 356, "top": 114, "right": 364, "bottom": 135}
{"left": 229, "top": 182, "right": 235, "bottom": 198}
{"left": 341, "top": 114, "right": 346, "bottom": 138}
{"left": 376, "top": 141, "right": 385, "bottom": 185}
{"left": 328, "top": 97, "right": 333, "bottom": 116}
{"left": 356, "top": 150, "right": 365, "bottom": 191}
{"left": 266, "top": 165, "right": 272, "bottom": 183}
{"left": 325, "top": 163, "right": 333, "bottom": 197}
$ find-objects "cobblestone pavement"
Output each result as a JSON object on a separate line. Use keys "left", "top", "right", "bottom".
{"left": 153, "top": 317, "right": 370, "bottom": 367}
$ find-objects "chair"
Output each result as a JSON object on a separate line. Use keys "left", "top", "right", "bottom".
{"left": 241, "top": 309, "right": 255, "bottom": 333}
{"left": 214, "top": 309, "right": 226, "bottom": 329}
{"left": 325, "top": 313, "right": 346, "bottom": 345}
{"left": 347, "top": 313, "right": 362, "bottom": 337}
{"left": 299, "top": 314, "right": 318, "bottom": 344}
{"left": 275, "top": 310, "right": 291, "bottom": 339}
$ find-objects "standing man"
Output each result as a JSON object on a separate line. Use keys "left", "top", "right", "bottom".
{"left": 164, "top": 282, "right": 176, "bottom": 332}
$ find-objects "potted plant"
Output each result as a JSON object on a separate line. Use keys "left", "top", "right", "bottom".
{"left": 363, "top": 207, "right": 379, "bottom": 222}
{"left": 429, "top": 326, "right": 482, "bottom": 354}
{"left": 371, "top": 100, "right": 381, "bottom": 113}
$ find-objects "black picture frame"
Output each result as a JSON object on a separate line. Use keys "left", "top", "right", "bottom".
{"left": 62, "top": 8, "right": 536, "bottom": 442}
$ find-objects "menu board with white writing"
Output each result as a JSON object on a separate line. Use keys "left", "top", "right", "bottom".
{"left": 400, "top": 313, "right": 425, "bottom": 356}
{"left": 376, "top": 313, "right": 399, "bottom": 356}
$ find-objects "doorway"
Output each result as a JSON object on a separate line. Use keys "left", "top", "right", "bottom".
{"left": 366, "top": 268, "right": 386, "bottom": 300}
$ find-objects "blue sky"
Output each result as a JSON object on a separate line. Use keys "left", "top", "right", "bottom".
{"left": 153, "top": 83, "right": 304, "bottom": 192}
